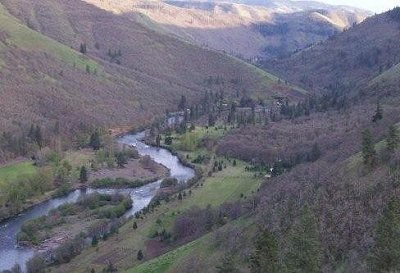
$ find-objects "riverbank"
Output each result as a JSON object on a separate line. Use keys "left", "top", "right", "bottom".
{"left": 17, "top": 193, "right": 133, "bottom": 253}
{"left": 0, "top": 148, "right": 168, "bottom": 224}
{"left": 0, "top": 131, "right": 196, "bottom": 272}
{"left": 47, "top": 126, "right": 263, "bottom": 273}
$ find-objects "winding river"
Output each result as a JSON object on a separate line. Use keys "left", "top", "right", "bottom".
{"left": 0, "top": 132, "right": 195, "bottom": 272}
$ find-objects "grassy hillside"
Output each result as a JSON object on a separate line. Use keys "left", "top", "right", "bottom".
{"left": 0, "top": 0, "right": 302, "bottom": 136}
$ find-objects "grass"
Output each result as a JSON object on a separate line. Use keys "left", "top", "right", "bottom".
{"left": 50, "top": 159, "right": 262, "bottom": 272}
{"left": 64, "top": 149, "right": 94, "bottom": 168}
{"left": 169, "top": 126, "right": 232, "bottom": 152}
{"left": 126, "top": 216, "right": 255, "bottom": 273}
{"left": 127, "top": 238, "right": 203, "bottom": 273}
{"left": 181, "top": 161, "right": 261, "bottom": 208}
{"left": 370, "top": 62, "right": 400, "bottom": 85}
{"left": 0, "top": 161, "right": 37, "bottom": 185}
{"left": 0, "top": 3, "right": 102, "bottom": 73}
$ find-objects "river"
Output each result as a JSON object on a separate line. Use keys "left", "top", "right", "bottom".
{"left": 0, "top": 132, "right": 195, "bottom": 272}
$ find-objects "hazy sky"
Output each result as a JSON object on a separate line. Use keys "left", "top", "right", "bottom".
{"left": 314, "top": 0, "right": 399, "bottom": 13}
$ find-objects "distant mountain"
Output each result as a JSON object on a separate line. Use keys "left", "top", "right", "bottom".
{"left": 138, "top": 0, "right": 371, "bottom": 59}
{"left": 168, "top": 0, "right": 367, "bottom": 13}
{"left": 262, "top": 8, "right": 400, "bottom": 93}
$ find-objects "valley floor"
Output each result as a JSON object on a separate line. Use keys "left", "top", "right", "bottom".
{"left": 48, "top": 126, "right": 264, "bottom": 273}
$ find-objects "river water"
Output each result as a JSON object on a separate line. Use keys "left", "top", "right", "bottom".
{"left": 0, "top": 132, "right": 195, "bottom": 272}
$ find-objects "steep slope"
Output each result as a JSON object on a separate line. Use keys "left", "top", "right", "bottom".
{"left": 41, "top": 0, "right": 370, "bottom": 60}
{"left": 0, "top": 0, "right": 301, "bottom": 133}
{"left": 263, "top": 8, "right": 400, "bottom": 92}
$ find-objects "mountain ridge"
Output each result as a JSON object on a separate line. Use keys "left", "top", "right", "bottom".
{"left": 72, "top": 0, "right": 371, "bottom": 59}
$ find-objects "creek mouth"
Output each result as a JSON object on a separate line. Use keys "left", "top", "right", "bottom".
{"left": 0, "top": 131, "right": 195, "bottom": 272}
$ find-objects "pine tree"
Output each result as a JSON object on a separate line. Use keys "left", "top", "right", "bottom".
{"left": 89, "top": 131, "right": 101, "bottom": 150}
{"left": 91, "top": 235, "right": 98, "bottom": 246}
{"left": 372, "top": 101, "right": 383, "bottom": 122}
{"left": 387, "top": 125, "right": 399, "bottom": 153}
{"left": 309, "top": 143, "right": 321, "bottom": 162}
{"left": 80, "top": 43, "right": 87, "bottom": 54}
{"left": 137, "top": 250, "right": 144, "bottom": 261}
{"left": 35, "top": 125, "right": 43, "bottom": 149}
{"left": 208, "top": 114, "right": 216, "bottom": 127}
{"left": 132, "top": 221, "right": 137, "bottom": 230}
{"left": 362, "top": 129, "right": 376, "bottom": 167}
{"left": 250, "top": 229, "right": 281, "bottom": 273}
{"left": 79, "top": 166, "right": 88, "bottom": 183}
{"left": 28, "top": 124, "right": 35, "bottom": 141}
{"left": 178, "top": 95, "right": 187, "bottom": 110}
{"left": 156, "top": 134, "right": 161, "bottom": 146}
{"left": 285, "top": 206, "right": 322, "bottom": 273}
{"left": 216, "top": 255, "right": 240, "bottom": 273}
{"left": 368, "top": 198, "right": 400, "bottom": 273}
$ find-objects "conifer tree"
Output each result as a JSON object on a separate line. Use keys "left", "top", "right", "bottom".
{"left": 285, "top": 206, "right": 322, "bottom": 273}
{"left": 368, "top": 198, "right": 400, "bottom": 273}
{"left": 249, "top": 229, "right": 281, "bottom": 273}
{"left": 79, "top": 166, "right": 88, "bottom": 183}
{"left": 35, "top": 125, "right": 43, "bottom": 149}
{"left": 387, "top": 125, "right": 399, "bottom": 153}
{"left": 156, "top": 134, "right": 161, "bottom": 147}
{"left": 80, "top": 43, "right": 87, "bottom": 54}
{"left": 216, "top": 255, "right": 240, "bottom": 273}
{"left": 362, "top": 129, "right": 376, "bottom": 167}
{"left": 372, "top": 101, "right": 383, "bottom": 122}
{"left": 89, "top": 131, "right": 101, "bottom": 150}
{"left": 137, "top": 250, "right": 144, "bottom": 261}
{"left": 178, "top": 95, "right": 187, "bottom": 110}
{"left": 91, "top": 235, "right": 98, "bottom": 246}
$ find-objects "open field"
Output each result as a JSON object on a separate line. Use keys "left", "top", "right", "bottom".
{"left": 168, "top": 126, "right": 233, "bottom": 152}
{"left": 0, "top": 161, "right": 37, "bottom": 185}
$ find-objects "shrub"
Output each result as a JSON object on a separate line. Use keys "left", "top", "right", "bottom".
{"left": 160, "top": 178, "right": 178, "bottom": 188}
{"left": 26, "top": 256, "right": 46, "bottom": 273}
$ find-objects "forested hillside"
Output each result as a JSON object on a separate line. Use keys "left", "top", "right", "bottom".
{"left": 263, "top": 8, "right": 400, "bottom": 93}
{"left": 0, "top": 0, "right": 302, "bottom": 162}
